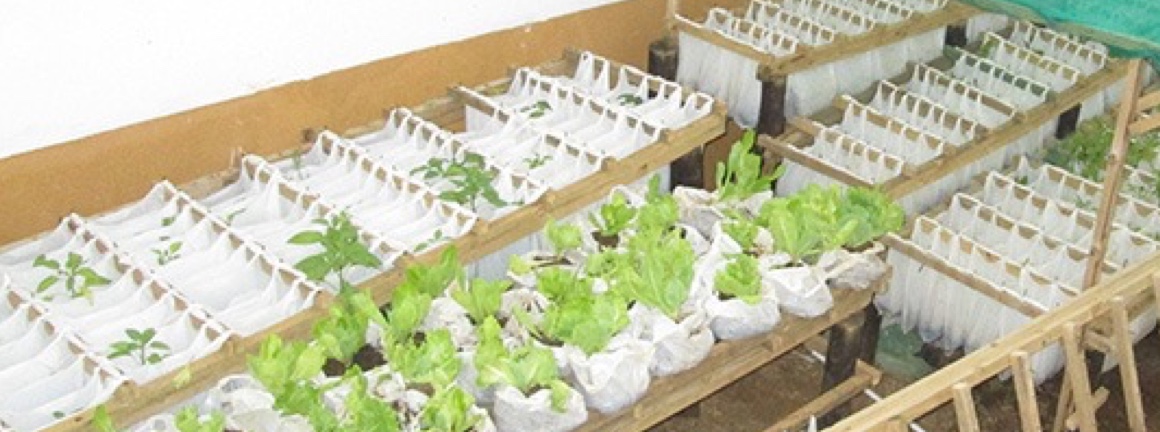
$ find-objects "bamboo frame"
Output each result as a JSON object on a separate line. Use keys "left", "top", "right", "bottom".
{"left": 41, "top": 50, "right": 727, "bottom": 431}
{"left": 827, "top": 250, "right": 1160, "bottom": 431}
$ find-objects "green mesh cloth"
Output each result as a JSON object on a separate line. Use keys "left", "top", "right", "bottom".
{"left": 959, "top": 0, "right": 1160, "bottom": 68}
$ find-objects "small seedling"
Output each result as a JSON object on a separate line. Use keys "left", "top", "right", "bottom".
{"left": 414, "top": 229, "right": 447, "bottom": 252}
{"left": 153, "top": 241, "right": 183, "bottom": 265}
{"left": 93, "top": 405, "right": 119, "bottom": 432}
{"left": 617, "top": 93, "right": 644, "bottom": 107}
{"left": 520, "top": 100, "right": 552, "bottom": 119}
{"left": 289, "top": 212, "right": 382, "bottom": 290}
{"left": 34, "top": 252, "right": 111, "bottom": 302}
{"left": 411, "top": 152, "right": 510, "bottom": 212}
{"left": 223, "top": 208, "right": 246, "bottom": 225}
{"left": 291, "top": 149, "right": 307, "bottom": 180}
{"left": 175, "top": 406, "right": 226, "bottom": 432}
{"left": 109, "top": 327, "right": 171, "bottom": 366}
{"left": 523, "top": 153, "right": 553, "bottom": 170}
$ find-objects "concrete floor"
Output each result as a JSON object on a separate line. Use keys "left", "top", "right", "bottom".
{"left": 650, "top": 330, "right": 1160, "bottom": 431}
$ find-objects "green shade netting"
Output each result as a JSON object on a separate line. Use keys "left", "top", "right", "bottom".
{"left": 958, "top": 0, "right": 1160, "bottom": 68}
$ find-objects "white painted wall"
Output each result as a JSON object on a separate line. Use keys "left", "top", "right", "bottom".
{"left": 0, "top": 0, "right": 625, "bottom": 160}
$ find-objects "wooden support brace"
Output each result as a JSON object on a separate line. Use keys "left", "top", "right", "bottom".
{"left": 1066, "top": 388, "right": 1110, "bottom": 431}
{"left": 952, "top": 383, "right": 981, "bottom": 432}
{"left": 764, "top": 362, "right": 880, "bottom": 432}
{"left": 1062, "top": 322, "right": 1099, "bottom": 432}
{"left": 1010, "top": 351, "right": 1043, "bottom": 432}
{"left": 1109, "top": 296, "right": 1147, "bottom": 432}
{"left": 819, "top": 312, "right": 867, "bottom": 427}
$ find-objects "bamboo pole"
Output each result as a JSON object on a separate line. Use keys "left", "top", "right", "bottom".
{"left": 1084, "top": 58, "right": 1144, "bottom": 289}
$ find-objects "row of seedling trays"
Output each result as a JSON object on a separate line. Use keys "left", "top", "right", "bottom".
{"left": 0, "top": 50, "right": 715, "bottom": 431}
{"left": 877, "top": 156, "right": 1160, "bottom": 384}
{"left": 777, "top": 21, "right": 1119, "bottom": 214}
{"left": 124, "top": 139, "right": 902, "bottom": 431}
{"left": 676, "top": 0, "right": 953, "bottom": 126}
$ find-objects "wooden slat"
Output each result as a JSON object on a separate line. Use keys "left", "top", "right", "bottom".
{"left": 576, "top": 285, "right": 880, "bottom": 432}
{"left": 763, "top": 362, "right": 880, "bottom": 432}
{"left": 760, "top": 3, "right": 979, "bottom": 77}
{"left": 1135, "top": 89, "right": 1160, "bottom": 112}
{"left": 1128, "top": 114, "right": 1160, "bottom": 136}
{"left": 1109, "top": 296, "right": 1147, "bottom": 432}
{"left": 1009, "top": 351, "right": 1043, "bottom": 432}
{"left": 759, "top": 133, "right": 876, "bottom": 188}
{"left": 1065, "top": 388, "right": 1110, "bottom": 431}
{"left": 952, "top": 383, "right": 981, "bottom": 432}
{"left": 883, "top": 61, "right": 1131, "bottom": 199}
{"left": 671, "top": 15, "right": 770, "bottom": 65}
{"left": 1061, "top": 322, "right": 1099, "bottom": 432}
{"left": 881, "top": 233, "right": 1047, "bottom": 318}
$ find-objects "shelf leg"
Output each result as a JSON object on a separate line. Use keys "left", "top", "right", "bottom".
{"left": 757, "top": 76, "right": 787, "bottom": 137}
{"left": 1056, "top": 104, "right": 1083, "bottom": 139}
{"left": 819, "top": 311, "right": 866, "bottom": 427}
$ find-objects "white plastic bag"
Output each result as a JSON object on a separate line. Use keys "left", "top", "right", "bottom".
{"left": 627, "top": 303, "right": 714, "bottom": 376}
{"left": 563, "top": 333, "right": 654, "bottom": 414}
{"left": 492, "top": 385, "right": 587, "bottom": 432}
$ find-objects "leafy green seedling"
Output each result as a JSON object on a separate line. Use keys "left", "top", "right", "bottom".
{"left": 451, "top": 277, "right": 510, "bottom": 324}
{"left": 412, "top": 152, "right": 511, "bottom": 212}
{"left": 340, "top": 368, "right": 402, "bottom": 431}
{"left": 635, "top": 176, "right": 680, "bottom": 236}
{"left": 523, "top": 153, "right": 553, "bottom": 170}
{"left": 222, "top": 208, "right": 246, "bottom": 226}
{"left": 93, "top": 405, "right": 120, "bottom": 432}
{"left": 175, "top": 406, "right": 226, "bottom": 432}
{"left": 384, "top": 284, "right": 433, "bottom": 344}
{"left": 389, "top": 329, "right": 461, "bottom": 388}
{"left": 588, "top": 192, "right": 637, "bottom": 240}
{"left": 714, "top": 254, "right": 763, "bottom": 305}
{"left": 33, "top": 252, "right": 111, "bottom": 302}
{"left": 715, "top": 130, "right": 785, "bottom": 202}
{"left": 617, "top": 93, "right": 644, "bottom": 106}
{"left": 474, "top": 317, "right": 572, "bottom": 412}
{"left": 838, "top": 187, "right": 904, "bottom": 249}
{"left": 289, "top": 212, "right": 382, "bottom": 289}
{"left": 109, "top": 327, "right": 171, "bottom": 366}
{"left": 545, "top": 219, "right": 583, "bottom": 261}
{"left": 246, "top": 336, "right": 337, "bottom": 431}
{"left": 520, "top": 100, "right": 552, "bottom": 119}
{"left": 420, "top": 387, "right": 484, "bottom": 432}
{"left": 541, "top": 292, "right": 629, "bottom": 355}
{"left": 153, "top": 241, "right": 183, "bottom": 265}
{"left": 722, "top": 217, "right": 759, "bottom": 252}
{"left": 613, "top": 229, "right": 695, "bottom": 319}
{"left": 313, "top": 288, "right": 388, "bottom": 362}
{"left": 535, "top": 266, "right": 592, "bottom": 303}
{"left": 414, "top": 229, "right": 447, "bottom": 252}
{"left": 401, "top": 247, "right": 464, "bottom": 297}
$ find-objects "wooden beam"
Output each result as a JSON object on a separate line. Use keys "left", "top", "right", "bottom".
{"left": 671, "top": 15, "right": 770, "bottom": 65}
{"left": 1010, "top": 351, "right": 1044, "bottom": 432}
{"left": 952, "top": 383, "right": 982, "bottom": 432}
{"left": 881, "top": 233, "right": 1048, "bottom": 318}
{"left": 1109, "top": 296, "right": 1147, "bottom": 432}
{"left": 759, "top": 133, "right": 876, "bottom": 189}
{"left": 1085, "top": 59, "right": 1145, "bottom": 289}
{"left": 764, "top": 363, "right": 879, "bottom": 432}
{"left": 884, "top": 61, "right": 1131, "bottom": 199}
{"left": 1128, "top": 114, "right": 1160, "bottom": 136}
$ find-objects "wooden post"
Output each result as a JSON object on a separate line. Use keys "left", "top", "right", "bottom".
{"left": 952, "top": 383, "right": 981, "bottom": 432}
{"left": 1109, "top": 296, "right": 1147, "bottom": 432}
{"left": 819, "top": 313, "right": 866, "bottom": 427}
{"left": 945, "top": 23, "right": 968, "bottom": 48}
{"left": 1084, "top": 59, "right": 1145, "bottom": 289}
{"left": 1010, "top": 351, "right": 1044, "bottom": 432}
{"left": 1062, "top": 323, "right": 1099, "bottom": 432}
{"left": 859, "top": 303, "right": 883, "bottom": 364}
{"left": 649, "top": 34, "right": 704, "bottom": 190}
{"left": 1055, "top": 104, "right": 1083, "bottom": 139}
{"left": 757, "top": 75, "right": 788, "bottom": 137}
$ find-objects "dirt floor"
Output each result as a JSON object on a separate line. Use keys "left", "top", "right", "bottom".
{"left": 650, "top": 330, "right": 1160, "bottom": 431}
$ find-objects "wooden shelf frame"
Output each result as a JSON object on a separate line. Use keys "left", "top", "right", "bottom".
{"left": 42, "top": 50, "right": 727, "bottom": 431}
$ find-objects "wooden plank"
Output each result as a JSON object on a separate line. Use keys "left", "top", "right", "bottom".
{"left": 1009, "top": 351, "right": 1044, "bottom": 432}
{"left": 1061, "top": 323, "right": 1098, "bottom": 432}
{"left": 952, "top": 383, "right": 981, "bottom": 432}
{"left": 1128, "top": 113, "right": 1160, "bottom": 136}
{"left": 759, "top": 3, "right": 979, "bottom": 77}
{"left": 576, "top": 285, "right": 880, "bottom": 432}
{"left": 884, "top": 61, "right": 1131, "bottom": 199}
{"left": 46, "top": 53, "right": 728, "bottom": 431}
{"left": 881, "top": 233, "right": 1047, "bottom": 318}
{"left": 1108, "top": 296, "right": 1147, "bottom": 432}
{"left": 671, "top": 16, "right": 770, "bottom": 65}
{"left": 1065, "top": 387, "right": 1109, "bottom": 431}
{"left": 1136, "top": 89, "right": 1160, "bottom": 112}
{"left": 759, "top": 133, "right": 875, "bottom": 188}
{"left": 764, "top": 363, "right": 878, "bottom": 432}
{"left": 1085, "top": 59, "right": 1144, "bottom": 289}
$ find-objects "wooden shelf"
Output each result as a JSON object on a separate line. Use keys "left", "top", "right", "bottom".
{"left": 576, "top": 278, "right": 883, "bottom": 432}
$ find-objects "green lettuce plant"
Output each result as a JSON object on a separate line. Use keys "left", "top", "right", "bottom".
{"left": 289, "top": 212, "right": 382, "bottom": 289}
{"left": 450, "top": 278, "right": 510, "bottom": 324}
{"left": 312, "top": 289, "right": 388, "bottom": 363}
{"left": 474, "top": 317, "right": 571, "bottom": 412}
{"left": 535, "top": 266, "right": 591, "bottom": 303}
{"left": 545, "top": 219, "right": 583, "bottom": 261}
{"left": 33, "top": 252, "right": 111, "bottom": 302}
{"left": 714, "top": 254, "right": 762, "bottom": 305}
{"left": 722, "top": 216, "right": 759, "bottom": 252}
{"left": 420, "top": 387, "right": 483, "bottom": 432}
{"left": 715, "top": 130, "right": 785, "bottom": 202}
{"left": 340, "top": 368, "right": 402, "bottom": 432}
{"left": 247, "top": 336, "right": 338, "bottom": 430}
{"left": 388, "top": 329, "right": 460, "bottom": 388}
{"left": 838, "top": 187, "right": 905, "bottom": 249}
{"left": 613, "top": 229, "right": 695, "bottom": 319}
{"left": 588, "top": 192, "right": 637, "bottom": 241}
{"left": 384, "top": 284, "right": 433, "bottom": 344}
{"left": 540, "top": 292, "right": 629, "bottom": 355}
{"left": 175, "top": 407, "right": 226, "bottom": 432}
{"left": 635, "top": 177, "right": 680, "bottom": 235}
{"left": 401, "top": 247, "right": 464, "bottom": 297}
